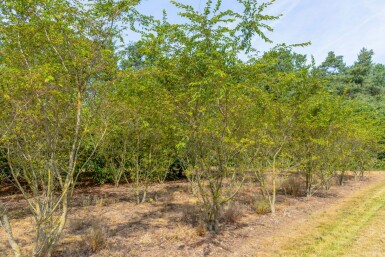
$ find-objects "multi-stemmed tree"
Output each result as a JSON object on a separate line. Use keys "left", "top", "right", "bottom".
{"left": 0, "top": 0, "right": 139, "bottom": 255}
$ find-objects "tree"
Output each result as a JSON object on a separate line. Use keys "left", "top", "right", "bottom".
{"left": 367, "top": 64, "right": 385, "bottom": 96}
{"left": 242, "top": 49, "right": 303, "bottom": 213}
{"left": 103, "top": 67, "right": 178, "bottom": 200}
{"left": 349, "top": 48, "right": 374, "bottom": 86}
{"left": 0, "top": 0, "right": 138, "bottom": 255}
{"left": 133, "top": 0, "right": 280, "bottom": 232}
{"left": 320, "top": 51, "right": 346, "bottom": 75}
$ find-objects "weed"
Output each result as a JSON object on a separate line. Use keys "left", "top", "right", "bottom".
{"left": 180, "top": 205, "right": 201, "bottom": 226}
{"left": 255, "top": 199, "right": 271, "bottom": 215}
{"left": 70, "top": 218, "right": 92, "bottom": 232}
{"left": 221, "top": 202, "right": 243, "bottom": 223}
{"left": 82, "top": 219, "right": 109, "bottom": 253}
{"left": 195, "top": 222, "right": 206, "bottom": 237}
{"left": 282, "top": 177, "right": 303, "bottom": 197}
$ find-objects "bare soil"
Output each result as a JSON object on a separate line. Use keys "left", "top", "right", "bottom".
{"left": 1, "top": 172, "right": 384, "bottom": 257}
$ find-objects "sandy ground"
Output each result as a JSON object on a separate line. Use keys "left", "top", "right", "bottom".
{"left": 1, "top": 172, "right": 384, "bottom": 257}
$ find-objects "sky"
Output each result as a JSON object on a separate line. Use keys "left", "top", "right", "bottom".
{"left": 132, "top": 0, "right": 385, "bottom": 65}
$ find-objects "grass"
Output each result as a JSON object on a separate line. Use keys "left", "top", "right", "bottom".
{"left": 343, "top": 201, "right": 385, "bottom": 256}
{"left": 269, "top": 178, "right": 385, "bottom": 257}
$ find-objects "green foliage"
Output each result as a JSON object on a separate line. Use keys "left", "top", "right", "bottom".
{"left": 0, "top": 0, "right": 384, "bottom": 250}
{"left": 349, "top": 48, "right": 374, "bottom": 85}
{"left": 320, "top": 51, "right": 346, "bottom": 75}
{"left": 0, "top": 0, "right": 139, "bottom": 255}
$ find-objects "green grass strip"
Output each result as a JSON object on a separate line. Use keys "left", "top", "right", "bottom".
{"left": 276, "top": 179, "right": 385, "bottom": 257}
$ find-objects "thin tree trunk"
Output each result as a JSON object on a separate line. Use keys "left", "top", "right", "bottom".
{"left": 0, "top": 208, "right": 21, "bottom": 257}
{"left": 306, "top": 170, "right": 313, "bottom": 197}
{"left": 338, "top": 171, "right": 345, "bottom": 186}
{"left": 271, "top": 176, "right": 276, "bottom": 214}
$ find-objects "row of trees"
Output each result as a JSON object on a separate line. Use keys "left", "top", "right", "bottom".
{"left": 0, "top": 0, "right": 383, "bottom": 256}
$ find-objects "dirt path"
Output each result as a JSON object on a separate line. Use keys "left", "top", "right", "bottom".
{"left": 258, "top": 174, "right": 385, "bottom": 257}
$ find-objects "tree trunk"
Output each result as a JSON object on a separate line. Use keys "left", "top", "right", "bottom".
{"left": 141, "top": 187, "right": 147, "bottom": 204}
{"left": 0, "top": 208, "right": 21, "bottom": 257}
{"left": 306, "top": 170, "right": 312, "bottom": 197}
{"left": 207, "top": 203, "right": 220, "bottom": 232}
{"left": 271, "top": 175, "right": 276, "bottom": 214}
{"left": 338, "top": 171, "right": 345, "bottom": 186}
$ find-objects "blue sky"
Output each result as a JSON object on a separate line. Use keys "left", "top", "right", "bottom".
{"left": 132, "top": 0, "right": 385, "bottom": 65}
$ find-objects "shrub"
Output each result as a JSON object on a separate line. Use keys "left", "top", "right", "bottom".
{"left": 195, "top": 222, "right": 207, "bottom": 237}
{"left": 255, "top": 199, "right": 271, "bottom": 215}
{"left": 221, "top": 202, "right": 244, "bottom": 223}
{"left": 282, "top": 176, "right": 303, "bottom": 196}
{"left": 82, "top": 220, "right": 109, "bottom": 253}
